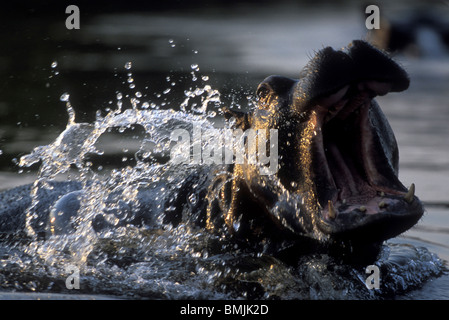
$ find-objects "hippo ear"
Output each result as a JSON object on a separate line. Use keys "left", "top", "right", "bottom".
{"left": 222, "top": 107, "right": 252, "bottom": 130}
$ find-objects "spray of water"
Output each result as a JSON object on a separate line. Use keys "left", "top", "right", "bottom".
{"left": 17, "top": 58, "right": 227, "bottom": 270}
{"left": 1, "top": 50, "right": 445, "bottom": 299}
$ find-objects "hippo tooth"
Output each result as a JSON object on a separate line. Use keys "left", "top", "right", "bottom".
{"left": 378, "top": 201, "right": 387, "bottom": 209}
{"left": 403, "top": 183, "right": 415, "bottom": 204}
{"left": 359, "top": 206, "right": 366, "bottom": 212}
{"left": 328, "top": 200, "right": 336, "bottom": 219}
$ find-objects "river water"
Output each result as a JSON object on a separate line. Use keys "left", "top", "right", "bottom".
{"left": 0, "top": 1, "right": 448, "bottom": 300}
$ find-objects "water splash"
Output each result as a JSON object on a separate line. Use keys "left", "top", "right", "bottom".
{"left": 0, "top": 58, "right": 446, "bottom": 299}
{"left": 15, "top": 60, "right": 224, "bottom": 272}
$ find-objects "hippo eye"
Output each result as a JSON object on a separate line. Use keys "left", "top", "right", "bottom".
{"left": 256, "top": 84, "right": 272, "bottom": 100}
{"left": 256, "top": 83, "right": 277, "bottom": 110}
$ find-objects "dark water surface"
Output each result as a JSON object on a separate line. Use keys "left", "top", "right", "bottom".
{"left": 0, "top": 1, "right": 448, "bottom": 300}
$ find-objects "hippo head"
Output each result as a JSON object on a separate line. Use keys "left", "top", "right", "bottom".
{"left": 224, "top": 40, "right": 423, "bottom": 250}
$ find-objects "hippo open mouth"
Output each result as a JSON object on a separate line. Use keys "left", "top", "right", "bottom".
{"left": 289, "top": 40, "right": 423, "bottom": 243}
{"left": 312, "top": 81, "right": 421, "bottom": 241}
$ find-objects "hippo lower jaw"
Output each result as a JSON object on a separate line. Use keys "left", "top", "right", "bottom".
{"left": 309, "top": 81, "right": 423, "bottom": 242}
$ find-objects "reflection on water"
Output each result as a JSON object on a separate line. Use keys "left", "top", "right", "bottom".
{"left": 0, "top": 1, "right": 448, "bottom": 299}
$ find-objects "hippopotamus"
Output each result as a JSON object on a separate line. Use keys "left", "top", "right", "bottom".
{"left": 202, "top": 40, "right": 424, "bottom": 260}
{"left": 0, "top": 40, "right": 423, "bottom": 262}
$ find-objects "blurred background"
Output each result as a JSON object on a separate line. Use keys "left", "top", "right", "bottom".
{"left": 0, "top": 0, "right": 448, "bottom": 264}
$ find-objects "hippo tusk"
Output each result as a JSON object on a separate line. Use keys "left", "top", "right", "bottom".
{"left": 403, "top": 183, "right": 415, "bottom": 204}
{"left": 328, "top": 200, "right": 336, "bottom": 219}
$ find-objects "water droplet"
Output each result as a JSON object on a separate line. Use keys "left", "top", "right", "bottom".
{"left": 60, "top": 92, "right": 70, "bottom": 102}
{"left": 127, "top": 77, "right": 134, "bottom": 83}
{"left": 130, "top": 98, "right": 139, "bottom": 108}
{"left": 51, "top": 61, "right": 58, "bottom": 68}
{"left": 129, "top": 83, "right": 136, "bottom": 89}
{"left": 124, "top": 61, "right": 132, "bottom": 70}
{"left": 163, "top": 88, "right": 171, "bottom": 95}
{"left": 142, "top": 102, "right": 149, "bottom": 109}
{"left": 135, "top": 91, "right": 142, "bottom": 98}
{"left": 201, "top": 75, "right": 209, "bottom": 81}
{"left": 191, "top": 64, "right": 199, "bottom": 70}
{"left": 116, "top": 92, "right": 123, "bottom": 100}
{"left": 188, "top": 193, "right": 197, "bottom": 205}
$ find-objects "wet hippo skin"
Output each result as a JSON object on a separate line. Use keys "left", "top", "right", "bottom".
{"left": 203, "top": 40, "right": 423, "bottom": 260}
{"left": 0, "top": 40, "right": 423, "bottom": 263}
